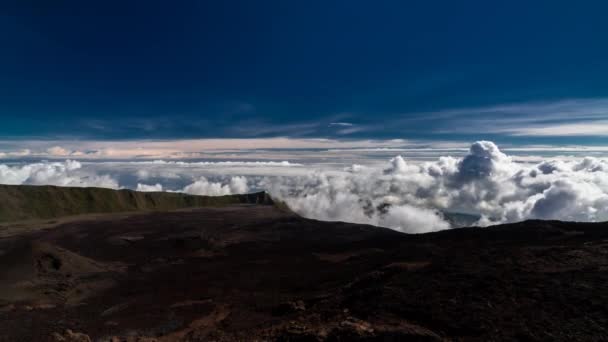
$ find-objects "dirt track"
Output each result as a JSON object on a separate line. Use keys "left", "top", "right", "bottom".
{"left": 1, "top": 204, "right": 608, "bottom": 341}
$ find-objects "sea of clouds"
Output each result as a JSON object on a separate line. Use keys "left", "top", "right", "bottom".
{"left": 1, "top": 141, "right": 607, "bottom": 233}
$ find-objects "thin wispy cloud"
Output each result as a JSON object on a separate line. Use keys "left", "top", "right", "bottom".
{"left": 0, "top": 138, "right": 414, "bottom": 159}
{"left": 499, "top": 121, "right": 608, "bottom": 137}
{"left": 329, "top": 122, "right": 354, "bottom": 127}
{"left": 335, "top": 126, "right": 367, "bottom": 135}
{"left": 424, "top": 98, "right": 608, "bottom": 137}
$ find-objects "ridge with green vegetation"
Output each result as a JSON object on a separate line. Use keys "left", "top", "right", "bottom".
{"left": 0, "top": 184, "right": 274, "bottom": 223}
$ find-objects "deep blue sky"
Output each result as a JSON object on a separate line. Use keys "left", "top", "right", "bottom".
{"left": 1, "top": 1, "right": 608, "bottom": 144}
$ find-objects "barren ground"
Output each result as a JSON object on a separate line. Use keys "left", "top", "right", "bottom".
{"left": 1, "top": 204, "right": 607, "bottom": 341}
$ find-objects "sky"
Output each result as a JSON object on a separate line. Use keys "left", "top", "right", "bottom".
{"left": 1, "top": 0, "right": 608, "bottom": 148}
{"left": 2, "top": 1, "right": 608, "bottom": 232}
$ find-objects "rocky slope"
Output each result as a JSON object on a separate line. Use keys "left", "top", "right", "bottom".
{"left": 0, "top": 184, "right": 273, "bottom": 223}
{"left": 0, "top": 189, "right": 607, "bottom": 341}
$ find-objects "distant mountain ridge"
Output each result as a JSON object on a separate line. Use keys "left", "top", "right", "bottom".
{"left": 0, "top": 184, "right": 274, "bottom": 223}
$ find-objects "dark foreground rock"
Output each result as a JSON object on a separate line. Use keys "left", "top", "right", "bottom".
{"left": 1, "top": 205, "right": 608, "bottom": 341}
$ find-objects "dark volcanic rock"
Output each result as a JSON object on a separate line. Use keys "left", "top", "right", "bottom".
{"left": 1, "top": 204, "right": 608, "bottom": 341}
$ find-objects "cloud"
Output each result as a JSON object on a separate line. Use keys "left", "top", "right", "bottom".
{"left": 453, "top": 141, "right": 510, "bottom": 183}
{"left": 336, "top": 127, "right": 367, "bottom": 135}
{"left": 47, "top": 146, "right": 72, "bottom": 156}
{"left": 261, "top": 141, "right": 608, "bottom": 231}
{"left": 0, "top": 160, "right": 118, "bottom": 188}
{"left": 418, "top": 98, "right": 608, "bottom": 136}
{"left": 259, "top": 168, "right": 450, "bottom": 233}
{"left": 136, "top": 169, "right": 151, "bottom": 180}
{"left": 182, "top": 176, "right": 249, "bottom": 196}
{"left": 501, "top": 121, "right": 608, "bottom": 136}
{"left": 0, "top": 138, "right": 415, "bottom": 160}
{"left": 327, "top": 122, "right": 368, "bottom": 135}
{"left": 136, "top": 183, "right": 163, "bottom": 192}
{"left": 1, "top": 142, "right": 608, "bottom": 234}
{"left": 133, "top": 160, "right": 302, "bottom": 167}
{"left": 0, "top": 149, "right": 31, "bottom": 158}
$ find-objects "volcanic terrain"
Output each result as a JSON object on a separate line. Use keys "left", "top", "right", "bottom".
{"left": 0, "top": 186, "right": 607, "bottom": 341}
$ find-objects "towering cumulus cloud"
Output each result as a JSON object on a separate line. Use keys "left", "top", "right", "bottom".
{"left": 264, "top": 141, "right": 608, "bottom": 232}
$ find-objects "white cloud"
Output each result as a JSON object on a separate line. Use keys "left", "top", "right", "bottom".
{"left": 0, "top": 160, "right": 118, "bottom": 188}
{"left": 136, "top": 169, "right": 151, "bottom": 180}
{"left": 133, "top": 160, "right": 302, "bottom": 167}
{"left": 0, "top": 149, "right": 31, "bottom": 158}
{"left": 502, "top": 121, "right": 608, "bottom": 136}
{"left": 0, "top": 138, "right": 418, "bottom": 160}
{"left": 328, "top": 122, "right": 368, "bottom": 135}
{"left": 182, "top": 176, "right": 249, "bottom": 196}
{"left": 136, "top": 183, "right": 163, "bottom": 192}
{"left": 2, "top": 142, "right": 608, "bottom": 234}
{"left": 421, "top": 98, "right": 608, "bottom": 136}
{"left": 261, "top": 141, "right": 608, "bottom": 232}
{"left": 47, "top": 146, "right": 72, "bottom": 156}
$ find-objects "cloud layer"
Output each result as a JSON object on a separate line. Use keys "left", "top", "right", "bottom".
{"left": 0, "top": 160, "right": 118, "bottom": 188}
{"left": 129, "top": 141, "right": 608, "bottom": 233}
{"left": 1, "top": 142, "right": 607, "bottom": 234}
{"left": 0, "top": 138, "right": 411, "bottom": 160}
